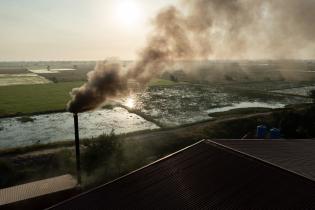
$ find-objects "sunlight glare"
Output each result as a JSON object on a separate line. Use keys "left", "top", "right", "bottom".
{"left": 125, "top": 97, "right": 136, "bottom": 109}
{"left": 114, "top": 1, "right": 143, "bottom": 27}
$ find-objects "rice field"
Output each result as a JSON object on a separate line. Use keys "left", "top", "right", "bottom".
{"left": 0, "top": 61, "right": 314, "bottom": 148}
{"left": 126, "top": 84, "right": 309, "bottom": 127}
{"left": 0, "top": 68, "right": 29, "bottom": 74}
{"left": 0, "top": 73, "right": 51, "bottom": 86}
{"left": 224, "top": 81, "right": 315, "bottom": 91}
{"left": 271, "top": 86, "right": 315, "bottom": 97}
{"left": 28, "top": 68, "right": 76, "bottom": 74}
{"left": 0, "top": 81, "right": 83, "bottom": 116}
{"left": 0, "top": 80, "right": 310, "bottom": 148}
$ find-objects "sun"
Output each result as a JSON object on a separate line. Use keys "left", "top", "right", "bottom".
{"left": 114, "top": 1, "right": 143, "bottom": 27}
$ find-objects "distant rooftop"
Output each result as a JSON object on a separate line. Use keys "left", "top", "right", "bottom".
{"left": 50, "top": 140, "right": 315, "bottom": 209}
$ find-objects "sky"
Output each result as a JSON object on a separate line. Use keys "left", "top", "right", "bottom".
{"left": 0, "top": 0, "right": 177, "bottom": 61}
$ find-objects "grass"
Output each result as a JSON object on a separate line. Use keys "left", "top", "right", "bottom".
{"left": 38, "top": 68, "right": 92, "bottom": 83}
{"left": 149, "top": 79, "right": 187, "bottom": 86}
{"left": 0, "top": 131, "right": 196, "bottom": 189}
{"left": 0, "top": 149, "right": 76, "bottom": 188}
{"left": 81, "top": 132, "right": 197, "bottom": 188}
{"left": 0, "top": 81, "right": 84, "bottom": 117}
{"left": 0, "top": 68, "right": 29, "bottom": 74}
{"left": 0, "top": 79, "right": 185, "bottom": 117}
{"left": 209, "top": 107, "right": 273, "bottom": 118}
{"left": 0, "top": 75, "right": 51, "bottom": 87}
{"left": 17, "top": 116, "right": 35, "bottom": 123}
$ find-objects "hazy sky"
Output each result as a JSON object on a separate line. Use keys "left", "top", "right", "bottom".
{"left": 0, "top": 0, "right": 177, "bottom": 61}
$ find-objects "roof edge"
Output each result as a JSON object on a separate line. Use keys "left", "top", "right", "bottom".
{"left": 47, "top": 139, "right": 206, "bottom": 209}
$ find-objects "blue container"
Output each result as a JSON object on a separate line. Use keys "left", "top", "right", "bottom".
{"left": 270, "top": 128, "right": 281, "bottom": 139}
{"left": 256, "top": 125, "right": 267, "bottom": 139}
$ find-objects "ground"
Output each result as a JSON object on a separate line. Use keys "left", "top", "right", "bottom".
{"left": 1, "top": 61, "right": 315, "bottom": 191}
{"left": 0, "top": 109, "right": 271, "bottom": 188}
{"left": 2, "top": 104, "right": 313, "bottom": 189}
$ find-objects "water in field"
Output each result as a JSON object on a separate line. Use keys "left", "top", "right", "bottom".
{"left": 129, "top": 85, "right": 308, "bottom": 127}
{"left": 0, "top": 84, "right": 311, "bottom": 149}
{"left": 271, "top": 85, "right": 315, "bottom": 97}
{"left": 0, "top": 107, "right": 159, "bottom": 149}
{"left": 0, "top": 73, "right": 51, "bottom": 86}
{"left": 207, "top": 102, "right": 285, "bottom": 114}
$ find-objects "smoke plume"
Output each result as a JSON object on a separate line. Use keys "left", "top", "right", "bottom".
{"left": 67, "top": 62, "right": 127, "bottom": 113}
{"left": 68, "top": 0, "right": 315, "bottom": 113}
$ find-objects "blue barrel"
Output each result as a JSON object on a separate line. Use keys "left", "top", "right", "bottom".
{"left": 256, "top": 125, "right": 267, "bottom": 139}
{"left": 270, "top": 128, "right": 281, "bottom": 139}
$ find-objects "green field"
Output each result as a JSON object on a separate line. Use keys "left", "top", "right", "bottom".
{"left": 0, "top": 79, "right": 180, "bottom": 117}
{"left": 0, "top": 81, "right": 84, "bottom": 116}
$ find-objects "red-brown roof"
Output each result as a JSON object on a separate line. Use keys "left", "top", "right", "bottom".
{"left": 213, "top": 139, "right": 315, "bottom": 181}
{"left": 49, "top": 140, "right": 315, "bottom": 209}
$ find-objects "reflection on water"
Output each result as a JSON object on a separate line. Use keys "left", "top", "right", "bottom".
{"left": 271, "top": 86, "right": 315, "bottom": 97}
{"left": 124, "top": 96, "right": 136, "bottom": 109}
{"left": 1, "top": 85, "right": 310, "bottom": 149}
{"left": 0, "top": 107, "right": 159, "bottom": 149}
{"left": 207, "top": 102, "right": 285, "bottom": 114}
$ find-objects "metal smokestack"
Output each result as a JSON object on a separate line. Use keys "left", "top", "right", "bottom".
{"left": 73, "top": 113, "right": 81, "bottom": 185}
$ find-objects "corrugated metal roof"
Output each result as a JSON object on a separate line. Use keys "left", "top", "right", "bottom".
{"left": 213, "top": 139, "right": 315, "bottom": 181}
{"left": 49, "top": 140, "right": 315, "bottom": 209}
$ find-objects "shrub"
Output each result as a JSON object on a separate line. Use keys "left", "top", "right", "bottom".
{"left": 51, "top": 77, "right": 58, "bottom": 83}
{"left": 170, "top": 74, "right": 178, "bottom": 82}
{"left": 274, "top": 106, "right": 315, "bottom": 138}
{"left": 17, "top": 116, "right": 34, "bottom": 123}
{"left": 309, "top": 89, "right": 315, "bottom": 103}
{"left": 0, "top": 160, "right": 19, "bottom": 188}
{"left": 224, "top": 75, "right": 234, "bottom": 81}
{"left": 82, "top": 131, "right": 122, "bottom": 174}
{"left": 103, "top": 104, "right": 114, "bottom": 109}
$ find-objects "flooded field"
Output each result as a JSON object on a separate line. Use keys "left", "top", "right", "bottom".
{"left": 29, "top": 68, "right": 76, "bottom": 74}
{"left": 226, "top": 81, "right": 315, "bottom": 91}
{"left": 271, "top": 86, "right": 315, "bottom": 96}
{"left": 0, "top": 82, "right": 312, "bottom": 149}
{"left": 128, "top": 85, "right": 309, "bottom": 127}
{"left": 0, "top": 107, "right": 159, "bottom": 148}
{"left": 207, "top": 102, "right": 285, "bottom": 114}
{"left": 0, "top": 73, "right": 51, "bottom": 86}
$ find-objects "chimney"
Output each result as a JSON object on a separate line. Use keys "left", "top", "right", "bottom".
{"left": 73, "top": 113, "right": 82, "bottom": 185}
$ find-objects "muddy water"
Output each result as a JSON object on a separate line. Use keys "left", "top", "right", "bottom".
{"left": 0, "top": 107, "right": 159, "bottom": 149}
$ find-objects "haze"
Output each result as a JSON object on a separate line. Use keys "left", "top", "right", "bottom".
{"left": 0, "top": 0, "right": 177, "bottom": 61}
{"left": 1, "top": 0, "right": 315, "bottom": 61}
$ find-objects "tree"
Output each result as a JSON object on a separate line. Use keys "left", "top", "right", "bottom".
{"left": 170, "top": 74, "right": 178, "bottom": 82}
{"left": 309, "top": 89, "right": 315, "bottom": 103}
{"left": 51, "top": 77, "right": 58, "bottom": 83}
{"left": 224, "top": 75, "right": 234, "bottom": 81}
